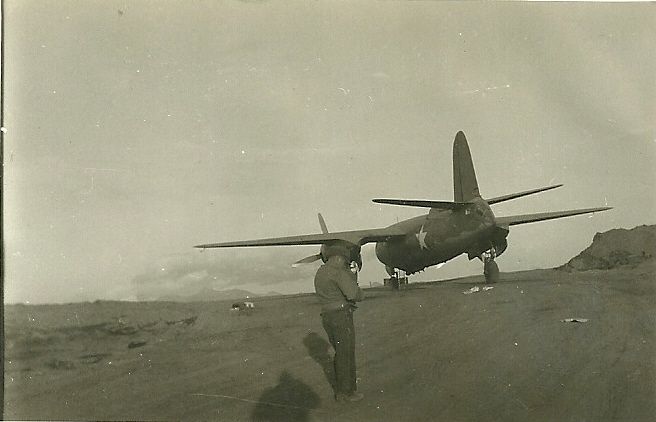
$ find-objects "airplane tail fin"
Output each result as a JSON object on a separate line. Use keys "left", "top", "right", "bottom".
{"left": 453, "top": 131, "right": 481, "bottom": 202}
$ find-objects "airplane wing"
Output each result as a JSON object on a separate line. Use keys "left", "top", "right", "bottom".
{"left": 195, "top": 226, "right": 406, "bottom": 249}
{"left": 495, "top": 207, "right": 612, "bottom": 227}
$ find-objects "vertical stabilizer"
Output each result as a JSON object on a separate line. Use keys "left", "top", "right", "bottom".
{"left": 453, "top": 131, "right": 480, "bottom": 202}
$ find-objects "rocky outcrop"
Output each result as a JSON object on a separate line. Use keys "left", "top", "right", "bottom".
{"left": 561, "top": 225, "right": 656, "bottom": 271}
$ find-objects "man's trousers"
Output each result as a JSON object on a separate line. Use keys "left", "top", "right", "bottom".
{"left": 321, "top": 308, "right": 357, "bottom": 395}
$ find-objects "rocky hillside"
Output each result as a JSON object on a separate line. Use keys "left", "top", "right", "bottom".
{"left": 561, "top": 225, "right": 656, "bottom": 271}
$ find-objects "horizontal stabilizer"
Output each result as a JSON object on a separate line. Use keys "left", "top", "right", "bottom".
{"left": 496, "top": 207, "right": 612, "bottom": 227}
{"left": 372, "top": 199, "right": 469, "bottom": 210}
{"left": 486, "top": 184, "right": 563, "bottom": 205}
{"left": 195, "top": 227, "right": 406, "bottom": 249}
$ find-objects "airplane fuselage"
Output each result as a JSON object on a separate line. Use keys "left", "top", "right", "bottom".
{"left": 375, "top": 198, "right": 498, "bottom": 274}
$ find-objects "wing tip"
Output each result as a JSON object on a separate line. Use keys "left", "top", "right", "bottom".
{"left": 587, "top": 206, "right": 613, "bottom": 212}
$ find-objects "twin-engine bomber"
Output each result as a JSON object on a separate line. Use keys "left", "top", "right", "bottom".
{"left": 196, "top": 131, "right": 611, "bottom": 284}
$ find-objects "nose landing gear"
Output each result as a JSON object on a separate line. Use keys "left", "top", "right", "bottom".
{"left": 384, "top": 268, "right": 408, "bottom": 290}
{"left": 482, "top": 248, "right": 499, "bottom": 284}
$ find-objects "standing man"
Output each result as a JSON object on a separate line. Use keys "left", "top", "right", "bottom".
{"left": 314, "top": 248, "right": 365, "bottom": 402}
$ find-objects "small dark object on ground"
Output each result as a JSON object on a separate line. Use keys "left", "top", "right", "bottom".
{"left": 165, "top": 316, "right": 198, "bottom": 326}
{"left": 78, "top": 353, "right": 109, "bottom": 364}
{"left": 107, "top": 324, "right": 138, "bottom": 336}
{"left": 128, "top": 341, "right": 148, "bottom": 349}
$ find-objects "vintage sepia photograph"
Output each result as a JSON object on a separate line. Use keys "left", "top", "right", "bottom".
{"left": 3, "top": 1, "right": 655, "bottom": 421}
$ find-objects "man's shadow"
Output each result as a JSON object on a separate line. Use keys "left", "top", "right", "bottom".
{"left": 303, "top": 332, "right": 335, "bottom": 394}
{"left": 251, "top": 371, "right": 320, "bottom": 422}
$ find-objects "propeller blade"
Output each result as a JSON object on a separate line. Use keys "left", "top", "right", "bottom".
{"left": 292, "top": 254, "right": 322, "bottom": 268}
{"left": 318, "top": 213, "right": 329, "bottom": 234}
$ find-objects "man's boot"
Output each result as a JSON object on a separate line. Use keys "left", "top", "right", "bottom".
{"left": 335, "top": 392, "right": 364, "bottom": 402}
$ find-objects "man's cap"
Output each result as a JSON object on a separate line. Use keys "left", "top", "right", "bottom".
{"left": 322, "top": 243, "right": 353, "bottom": 260}
{"left": 321, "top": 242, "right": 362, "bottom": 269}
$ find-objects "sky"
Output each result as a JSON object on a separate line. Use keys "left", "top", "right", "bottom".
{"left": 3, "top": 1, "right": 655, "bottom": 304}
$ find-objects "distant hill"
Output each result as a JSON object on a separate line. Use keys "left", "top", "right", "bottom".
{"left": 157, "top": 288, "right": 279, "bottom": 302}
{"left": 560, "top": 225, "right": 656, "bottom": 271}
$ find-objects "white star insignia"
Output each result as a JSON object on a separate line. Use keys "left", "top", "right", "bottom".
{"left": 416, "top": 225, "right": 429, "bottom": 250}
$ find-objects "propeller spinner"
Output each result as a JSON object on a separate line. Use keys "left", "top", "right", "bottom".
{"left": 292, "top": 214, "right": 362, "bottom": 270}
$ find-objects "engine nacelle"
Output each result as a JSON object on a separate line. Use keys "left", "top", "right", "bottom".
{"left": 320, "top": 241, "right": 363, "bottom": 270}
{"left": 493, "top": 237, "right": 508, "bottom": 257}
{"left": 467, "top": 226, "right": 509, "bottom": 260}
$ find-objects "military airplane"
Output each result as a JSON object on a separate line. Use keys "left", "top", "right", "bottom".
{"left": 195, "top": 131, "right": 611, "bottom": 284}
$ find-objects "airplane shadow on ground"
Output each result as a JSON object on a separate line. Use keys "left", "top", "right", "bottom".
{"left": 363, "top": 286, "right": 429, "bottom": 297}
{"left": 303, "top": 332, "right": 335, "bottom": 394}
{"left": 251, "top": 370, "right": 320, "bottom": 422}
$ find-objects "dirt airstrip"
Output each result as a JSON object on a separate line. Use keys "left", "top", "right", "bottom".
{"left": 4, "top": 264, "right": 655, "bottom": 421}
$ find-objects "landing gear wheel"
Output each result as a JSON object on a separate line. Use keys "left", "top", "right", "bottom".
{"left": 482, "top": 247, "right": 499, "bottom": 284}
{"left": 385, "top": 268, "right": 406, "bottom": 290}
{"left": 484, "top": 260, "right": 499, "bottom": 284}
{"left": 390, "top": 276, "right": 400, "bottom": 290}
